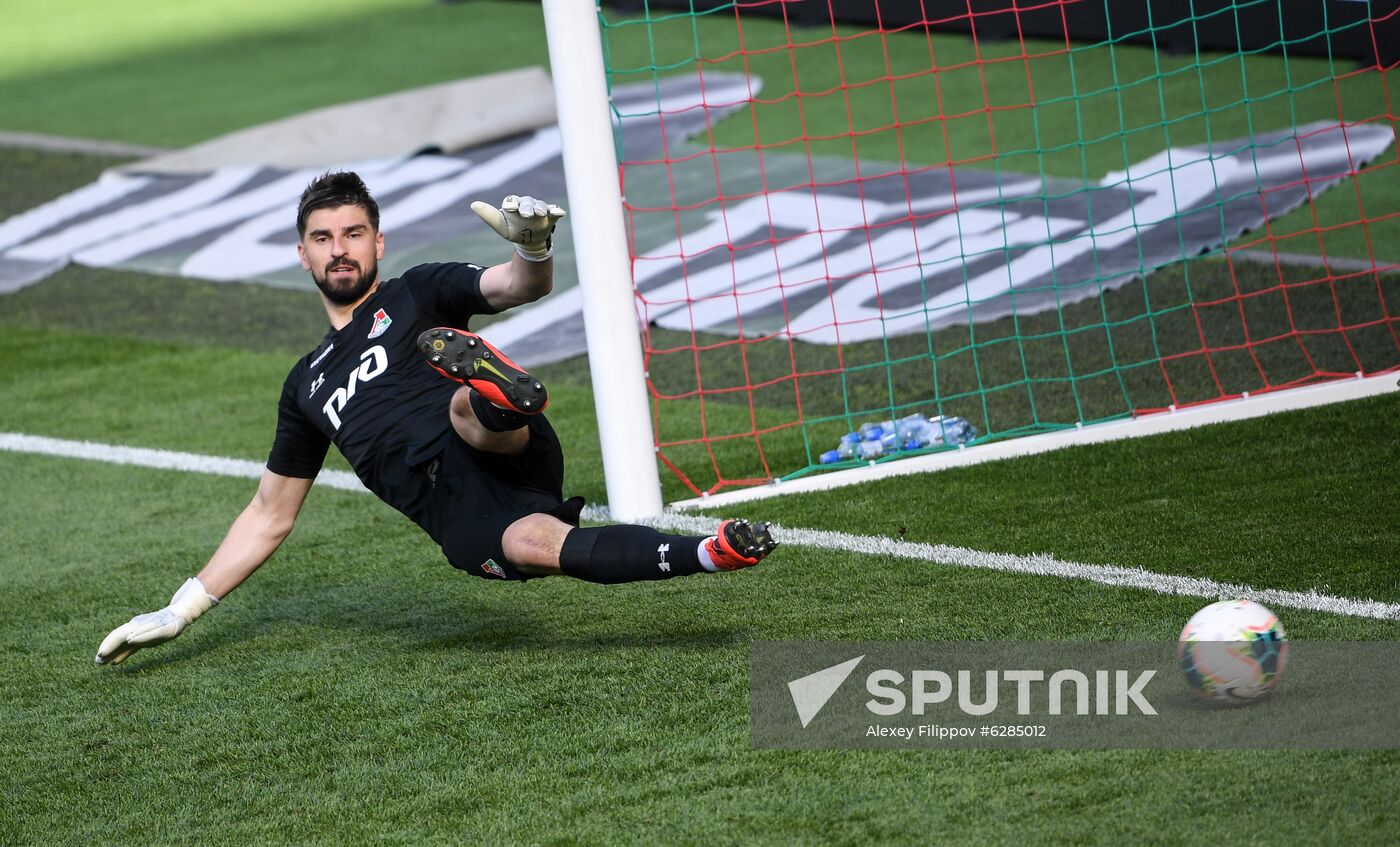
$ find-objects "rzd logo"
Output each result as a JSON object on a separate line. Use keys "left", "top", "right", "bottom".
{"left": 323, "top": 345, "right": 388, "bottom": 429}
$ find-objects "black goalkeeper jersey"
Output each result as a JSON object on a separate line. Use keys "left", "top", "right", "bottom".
{"left": 266, "top": 261, "right": 511, "bottom": 524}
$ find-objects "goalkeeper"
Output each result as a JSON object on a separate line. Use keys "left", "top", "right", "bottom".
{"left": 96, "top": 170, "right": 776, "bottom": 666}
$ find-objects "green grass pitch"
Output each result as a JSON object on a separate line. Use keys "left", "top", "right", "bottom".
{"left": 2, "top": 323, "right": 1398, "bottom": 844}
{"left": 2, "top": 2, "right": 1398, "bottom": 843}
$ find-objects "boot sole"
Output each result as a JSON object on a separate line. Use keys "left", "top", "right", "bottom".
{"left": 714, "top": 519, "right": 778, "bottom": 569}
{"left": 417, "top": 327, "right": 548, "bottom": 414}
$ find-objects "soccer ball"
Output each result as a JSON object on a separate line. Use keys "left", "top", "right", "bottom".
{"left": 1177, "top": 599, "right": 1288, "bottom": 705}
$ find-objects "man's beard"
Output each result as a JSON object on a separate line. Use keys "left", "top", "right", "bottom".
{"left": 314, "top": 258, "right": 379, "bottom": 306}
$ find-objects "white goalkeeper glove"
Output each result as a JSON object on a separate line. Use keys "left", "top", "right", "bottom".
{"left": 470, "top": 194, "right": 566, "bottom": 262}
{"left": 95, "top": 577, "right": 219, "bottom": 665}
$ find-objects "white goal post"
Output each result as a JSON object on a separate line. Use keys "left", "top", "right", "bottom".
{"left": 541, "top": 0, "right": 663, "bottom": 521}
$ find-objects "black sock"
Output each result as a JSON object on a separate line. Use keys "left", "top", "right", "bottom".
{"left": 469, "top": 389, "right": 529, "bottom": 432}
{"left": 559, "top": 524, "right": 707, "bottom": 584}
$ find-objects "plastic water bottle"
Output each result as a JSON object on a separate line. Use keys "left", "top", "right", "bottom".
{"left": 822, "top": 411, "right": 977, "bottom": 463}
{"left": 859, "top": 420, "right": 894, "bottom": 441}
{"left": 857, "top": 424, "right": 903, "bottom": 460}
{"left": 856, "top": 439, "right": 885, "bottom": 460}
{"left": 902, "top": 420, "right": 932, "bottom": 450}
{"left": 931, "top": 416, "right": 977, "bottom": 445}
{"left": 895, "top": 413, "right": 928, "bottom": 443}
{"left": 821, "top": 432, "right": 862, "bottom": 463}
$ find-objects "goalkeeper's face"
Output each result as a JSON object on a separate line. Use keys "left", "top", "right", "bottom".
{"left": 298, "top": 204, "right": 384, "bottom": 306}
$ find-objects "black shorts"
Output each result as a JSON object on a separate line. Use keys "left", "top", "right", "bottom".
{"left": 424, "top": 414, "right": 584, "bottom": 582}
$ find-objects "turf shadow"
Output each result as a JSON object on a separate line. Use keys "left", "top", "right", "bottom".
{"left": 97, "top": 579, "right": 748, "bottom": 671}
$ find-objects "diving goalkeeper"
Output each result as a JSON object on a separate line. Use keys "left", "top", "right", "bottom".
{"left": 96, "top": 170, "right": 776, "bottom": 665}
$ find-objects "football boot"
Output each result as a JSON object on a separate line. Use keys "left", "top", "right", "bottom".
{"left": 417, "top": 327, "right": 547, "bottom": 414}
{"left": 704, "top": 519, "right": 778, "bottom": 570}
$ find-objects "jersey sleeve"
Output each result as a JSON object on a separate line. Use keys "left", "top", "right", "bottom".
{"left": 266, "top": 366, "right": 331, "bottom": 479}
{"left": 403, "top": 261, "right": 501, "bottom": 324}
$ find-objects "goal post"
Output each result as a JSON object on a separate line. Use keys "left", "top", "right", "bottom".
{"left": 543, "top": 0, "right": 1400, "bottom": 509}
{"left": 541, "top": 0, "right": 663, "bottom": 521}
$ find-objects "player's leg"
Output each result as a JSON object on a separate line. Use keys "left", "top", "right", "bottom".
{"left": 502, "top": 513, "right": 777, "bottom": 581}
{"left": 417, "top": 327, "right": 545, "bottom": 454}
{"left": 497, "top": 513, "right": 571, "bottom": 575}
{"left": 417, "top": 343, "right": 780, "bottom": 582}
{"left": 446, "top": 388, "right": 529, "bottom": 454}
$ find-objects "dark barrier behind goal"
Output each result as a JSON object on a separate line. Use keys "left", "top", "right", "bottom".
{"left": 603, "top": 0, "right": 1399, "bottom": 67}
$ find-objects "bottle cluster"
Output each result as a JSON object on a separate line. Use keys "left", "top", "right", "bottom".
{"left": 819, "top": 413, "right": 977, "bottom": 464}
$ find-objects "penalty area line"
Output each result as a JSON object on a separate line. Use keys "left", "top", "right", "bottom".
{"left": 611, "top": 509, "right": 1400, "bottom": 622}
{"left": 3, "top": 431, "right": 1397, "bottom": 622}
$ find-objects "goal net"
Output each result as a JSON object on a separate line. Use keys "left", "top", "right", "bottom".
{"left": 595, "top": 0, "right": 1399, "bottom": 498}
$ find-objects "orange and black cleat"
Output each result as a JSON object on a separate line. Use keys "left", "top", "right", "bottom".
{"left": 417, "top": 327, "right": 548, "bottom": 415}
{"left": 704, "top": 519, "right": 778, "bottom": 571}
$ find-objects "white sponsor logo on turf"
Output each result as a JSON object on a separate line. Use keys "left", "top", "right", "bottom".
{"left": 2, "top": 68, "right": 1389, "bottom": 364}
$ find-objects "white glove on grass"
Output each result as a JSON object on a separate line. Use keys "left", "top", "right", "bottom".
{"left": 95, "top": 577, "right": 218, "bottom": 665}
{"left": 470, "top": 194, "right": 566, "bottom": 262}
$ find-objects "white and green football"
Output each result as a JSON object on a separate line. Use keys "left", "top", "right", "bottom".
{"left": 1177, "top": 599, "right": 1288, "bottom": 705}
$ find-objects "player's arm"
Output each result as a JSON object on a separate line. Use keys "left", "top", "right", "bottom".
{"left": 197, "top": 469, "right": 314, "bottom": 597}
{"left": 473, "top": 194, "right": 567, "bottom": 311}
{"left": 95, "top": 469, "right": 314, "bottom": 665}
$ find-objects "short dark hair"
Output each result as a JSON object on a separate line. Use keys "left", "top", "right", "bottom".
{"left": 296, "top": 170, "right": 380, "bottom": 236}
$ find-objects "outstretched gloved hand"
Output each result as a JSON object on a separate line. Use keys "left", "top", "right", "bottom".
{"left": 95, "top": 577, "right": 218, "bottom": 665}
{"left": 470, "top": 194, "right": 566, "bottom": 262}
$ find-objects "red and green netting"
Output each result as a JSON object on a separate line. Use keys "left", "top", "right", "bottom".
{"left": 597, "top": 0, "right": 1400, "bottom": 497}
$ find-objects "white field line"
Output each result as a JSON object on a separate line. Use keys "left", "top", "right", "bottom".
{"left": 605, "top": 508, "right": 1400, "bottom": 621}
{"left": 0, "top": 432, "right": 369, "bottom": 494}
{"left": 3, "top": 432, "right": 1397, "bottom": 621}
